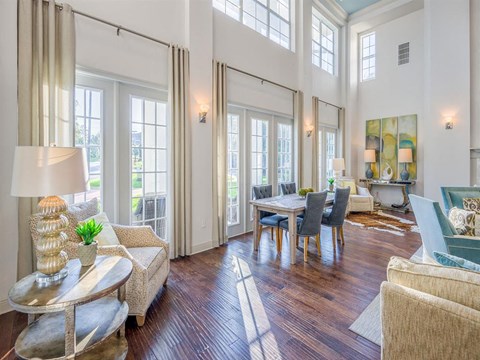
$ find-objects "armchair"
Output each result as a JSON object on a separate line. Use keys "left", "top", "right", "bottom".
{"left": 441, "top": 186, "right": 480, "bottom": 213}
{"left": 30, "top": 198, "right": 169, "bottom": 326}
{"left": 336, "top": 178, "right": 374, "bottom": 213}
{"left": 409, "top": 194, "right": 480, "bottom": 264}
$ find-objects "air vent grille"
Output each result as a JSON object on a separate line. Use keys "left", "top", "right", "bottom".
{"left": 398, "top": 42, "right": 410, "bottom": 65}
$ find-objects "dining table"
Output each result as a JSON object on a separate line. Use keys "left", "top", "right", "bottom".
{"left": 250, "top": 192, "right": 334, "bottom": 264}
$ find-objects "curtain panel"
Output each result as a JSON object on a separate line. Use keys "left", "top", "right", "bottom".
{"left": 312, "top": 96, "right": 319, "bottom": 190}
{"left": 168, "top": 45, "right": 192, "bottom": 258}
{"left": 294, "top": 91, "right": 304, "bottom": 189}
{"left": 212, "top": 61, "right": 228, "bottom": 247}
{"left": 17, "top": 0, "right": 75, "bottom": 277}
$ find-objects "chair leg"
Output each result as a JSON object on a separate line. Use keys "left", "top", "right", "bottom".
{"left": 275, "top": 227, "right": 280, "bottom": 253}
{"left": 315, "top": 233, "right": 321, "bottom": 256}
{"left": 296, "top": 235, "right": 299, "bottom": 247}
{"left": 339, "top": 226, "right": 345, "bottom": 245}
{"left": 136, "top": 315, "right": 146, "bottom": 327}
{"left": 331, "top": 227, "right": 336, "bottom": 250}
{"left": 270, "top": 227, "right": 274, "bottom": 241}
{"left": 278, "top": 228, "right": 283, "bottom": 252}
{"left": 304, "top": 237, "right": 309, "bottom": 262}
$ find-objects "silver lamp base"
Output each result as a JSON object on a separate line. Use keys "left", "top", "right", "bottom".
{"left": 36, "top": 268, "right": 69, "bottom": 284}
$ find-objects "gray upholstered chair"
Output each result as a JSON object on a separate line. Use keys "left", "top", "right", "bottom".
{"left": 252, "top": 185, "right": 287, "bottom": 251}
{"left": 321, "top": 187, "right": 351, "bottom": 250}
{"left": 280, "top": 182, "right": 297, "bottom": 195}
{"left": 279, "top": 191, "right": 328, "bottom": 262}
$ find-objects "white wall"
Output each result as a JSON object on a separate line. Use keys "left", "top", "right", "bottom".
{"left": 0, "top": 0, "right": 19, "bottom": 314}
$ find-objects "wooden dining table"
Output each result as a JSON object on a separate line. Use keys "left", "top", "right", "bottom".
{"left": 250, "top": 193, "right": 334, "bottom": 264}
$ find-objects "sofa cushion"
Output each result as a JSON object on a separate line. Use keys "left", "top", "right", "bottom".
{"left": 387, "top": 256, "right": 480, "bottom": 311}
{"left": 433, "top": 252, "right": 480, "bottom": 272}
{"left": 463, "top": 198, "right": 480, "bottom": 236}
{"left": 340, "top": 180, "right": 357, "bottom": 195}
{"left": 448, "top": 207, "right": 476, "bottom": 236}
{"left": 128, "top": 246, "right": 167, "bottom": 280}
{"left": 83, "top": 212, "right": 120, "bottom": 246}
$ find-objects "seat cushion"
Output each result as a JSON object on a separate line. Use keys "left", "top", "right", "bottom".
{"left": 279, "top": 218, "right": 302, "bottom": 230}
{"left": 128, "top": 246, "right": 167, "bottom": 280}
{"left": 260, "top": 214, "right": 288, "bottom": 227}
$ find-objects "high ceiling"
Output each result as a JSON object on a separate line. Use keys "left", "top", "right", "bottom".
{"left": 334, "top": 0, "right": 381, "bottom": 14}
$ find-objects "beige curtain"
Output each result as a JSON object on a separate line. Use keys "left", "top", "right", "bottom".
{"left": 168, "top": 45, "right": 192, "bottom": 258}
{"left": 294, "top": 91, "right": 304, "bottom": 188}
{"left": 17, "top": 0, "right": 75, "bottom": 278}
{"left": 212, "top": 61, "right": 228, "bottom": 247}
{"left": 312, "top": 96, "right": 319, "bottom": 190}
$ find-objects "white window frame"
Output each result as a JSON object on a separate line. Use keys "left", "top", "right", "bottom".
{"left": 213, "top": 0, "right": 292, "bottom": 50}
{"left": 360, "top": 31, "right": 376, "bottom": 81}
{"left": 312, "top": 8, "right": 338, "bottom": 76}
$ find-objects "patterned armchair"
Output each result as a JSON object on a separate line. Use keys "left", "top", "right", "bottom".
{"left": 30, "top": 198, "right": 169, "bottom": 326}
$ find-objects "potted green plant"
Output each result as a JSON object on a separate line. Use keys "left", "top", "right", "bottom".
{"left": 327, "top": 178, "right": 335, "bottom": 192}
{"left": 75, "top": 219, "right": 103, "bottom": 267}
{"left": 298, "top": 187, "right": 314, "bottom": 198}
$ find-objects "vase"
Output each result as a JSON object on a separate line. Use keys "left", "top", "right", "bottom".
{"left": 328, "top": 184, "right": 334, "bottom": 192}
{"left": 77, "top": 241, "right": 98, "bottom": 267}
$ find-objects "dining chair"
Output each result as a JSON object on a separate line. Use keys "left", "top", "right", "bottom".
{"left": 281, "top": 182, "right": 297, "bottom": 195}
{"left": 321, "top": 187, "right": 351, "bottom": 250}
{"left": 278, "top": 191, "right": 328, "bottom": 262}
{"left": 252, "top": 185, "right": 288, "bottom": 251}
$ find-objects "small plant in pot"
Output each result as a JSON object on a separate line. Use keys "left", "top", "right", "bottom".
{"left": 75, "top": 219, "right": 103, "bottom": 267}
{"left": 327, "top": 178, "right": 335, "bottom": 192}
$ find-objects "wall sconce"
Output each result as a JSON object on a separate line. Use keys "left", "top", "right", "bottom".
{"left": 305, "top": 125, "right": 314, "bottom": 137}
{"left": 199, "top": 104, "right": 209, "bottom": 123}
{"left": 444, "top": 116, "right": 454, "bottom": 130}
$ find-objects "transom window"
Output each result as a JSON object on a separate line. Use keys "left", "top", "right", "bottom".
{"left": 213, "top": 0, "right": 291, "bottom": 50}
{"left": 312, "top": 8, "right": 337, "bottom": 75}
{"left": 361, "top": 32, "right": 376, "bottom": 81}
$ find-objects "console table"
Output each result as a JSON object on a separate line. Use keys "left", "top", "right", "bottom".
{"left": 359, "top": 179, "right": 416, "bottom": 213}
{"left": 8, "top": 255, "right": 132, "bottom": 360}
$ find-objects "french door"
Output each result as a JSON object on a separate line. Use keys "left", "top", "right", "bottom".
{"left": 227, "top": 106, "right": 294, "bottom": 237}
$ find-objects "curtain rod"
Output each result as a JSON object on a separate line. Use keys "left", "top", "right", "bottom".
{"left": 227, "top": 65, "right": 297, "bottom": 93}
{"left": 48, "top": 1, "right": 170, "bottom": 47}
{"left": 316, "top": 97, "right": 343, "bottom": 110}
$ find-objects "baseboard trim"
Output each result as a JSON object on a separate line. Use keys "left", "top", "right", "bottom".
{"left": 191, "top": 241, "right": 214, "bottom": 255}
{"left": 0, "top": 298, "right": 12, "bottom": 315}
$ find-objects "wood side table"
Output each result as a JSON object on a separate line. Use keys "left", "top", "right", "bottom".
{"left": 8, "top": 255, "right": 132, "bottom": 360}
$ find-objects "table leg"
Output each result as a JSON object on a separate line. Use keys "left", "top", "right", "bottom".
{"left": 289, "top": 212, "right": 297, "bottom": 265}
{"left": 253, "top": 206, "right": 259, "bottom": 251}
{"left": 65, "top": 305, "right": 76, "bottom": 356}
{"left": 118, "top": 285, "right": 126, "bottom": 337}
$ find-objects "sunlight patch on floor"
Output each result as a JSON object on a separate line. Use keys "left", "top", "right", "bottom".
{"left": 232, "top": 256, "right": 282, "bottom": 360}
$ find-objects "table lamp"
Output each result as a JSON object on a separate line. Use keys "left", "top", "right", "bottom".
{"left": 332, "top": 158, "right": 345, "bottom": 179}
{"left": 364, "top": 149, "right": 376, "bottom": 179}
{"left": 11, "top": 146, "right": 88, "bottom": 283}
{"left": 398, "top": 148, "right": 413, "bottom": 180}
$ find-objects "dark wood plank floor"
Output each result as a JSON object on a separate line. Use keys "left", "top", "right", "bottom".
{"left": 0, "top": 212, "right": 420, "bottom": 360}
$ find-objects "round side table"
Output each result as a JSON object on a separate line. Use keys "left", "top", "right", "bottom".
{"left": 9, "top": 255, "right": 132, "bottom": 360}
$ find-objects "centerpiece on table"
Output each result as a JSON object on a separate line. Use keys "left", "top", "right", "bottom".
{"left": 75, "top": 219, "right": 103, "bottom": 266}
{"left": 298, "top": 187, "right": 314, "bottom": 198}
{"left": 327, "top": 178, "right": 335, "bottom": 192}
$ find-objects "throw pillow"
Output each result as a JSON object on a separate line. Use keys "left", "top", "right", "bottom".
{"left": 341, "top": 180, "right": 357, "bottom": 195}
{"left": 433, "top": 251, "right": 480, "bottom": 272}
{"left": 81, "top": 212, "right": 120, "bottom": 246}
{"left": 463, "top": 197, "right": 480, "bottom": 236}
{"left": 448, "top": 207, "right": 475, "bottom": 236}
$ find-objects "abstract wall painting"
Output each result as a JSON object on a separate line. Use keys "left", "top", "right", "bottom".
{"left": 381, "top": 117, "right": 398, "bottom": 180}
{"left": 398, "top": 114, "right": 417, "bottom": 179}
{"left": 365, "top": 119, "right": 381, "bottom": 178}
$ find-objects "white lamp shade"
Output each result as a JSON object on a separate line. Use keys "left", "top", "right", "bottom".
{"left": 332, "top": 158, "right": 345, "bottom": 171}
{"left": 364, "top": 149, "right": 376, "bottom": 163}
{"left": 398, "top": 148, "right": 413, "bottom": 163}
{"left": 11, "top": 146, "right": 89, "bottom": 197}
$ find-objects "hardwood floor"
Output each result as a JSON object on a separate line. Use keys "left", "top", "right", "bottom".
{"left": 0, "top": 212, "right": 421, "bottom": 360}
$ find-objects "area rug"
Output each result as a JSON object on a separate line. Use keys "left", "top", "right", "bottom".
{"left": 345, "top": 210, "right": 419, "bottom": 236}
{"left": 348, "top": 247, "right": 423, "bottom": 346}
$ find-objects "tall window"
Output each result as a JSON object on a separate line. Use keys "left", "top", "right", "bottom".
{"left": 130, "top": 96, "right": 168, "bottom": 239}
{"left": 74, "top": 86, "right": 103, "bottom": 204}
{"left": 277, "top": 122, "right": 293, "bottom": 191}
{"left": 318, "top": 127, "right": 337, "bottom": 189}
{"left": 227, "top": 114, "right": 240, "bottom": 226}
{"left": 213, "top": 0, "right": 291, "bottom": 50}
{"left": 312, "top": 9, "right": 337, "bottom": 75}
{"left": 251, "top": 118, "right": 269, "bottom": 186}
{"left": 361, "top": 32, "right": 376, "bottom": 81}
